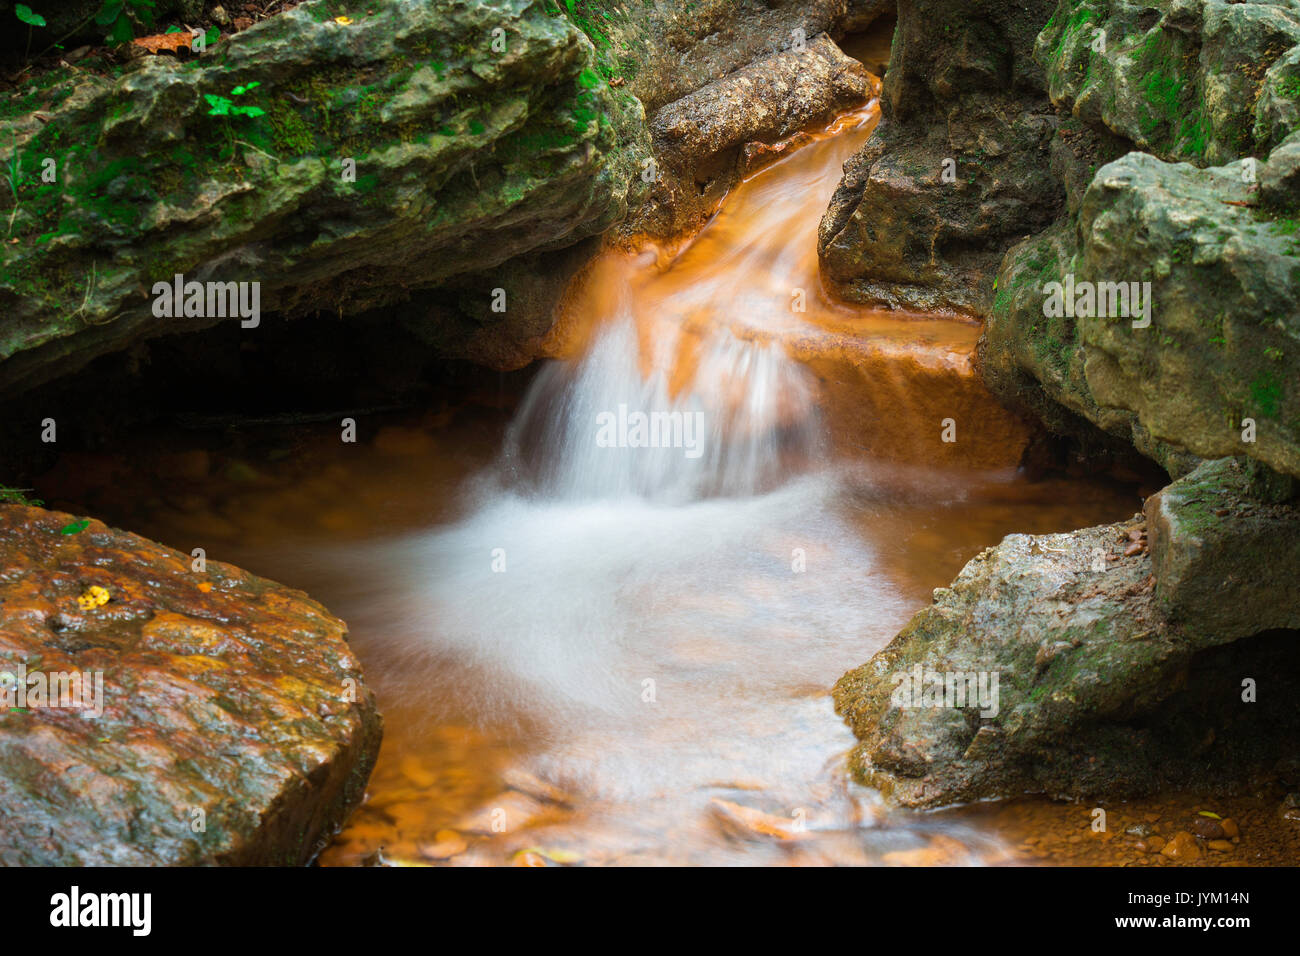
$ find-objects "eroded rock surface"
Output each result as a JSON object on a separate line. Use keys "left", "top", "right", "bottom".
{"left": 0, "top": 0, "right": 651, "bottom": 389}
{"left": 628, "top": 34, "right": 873, "bottom": 238}
{"left": 0, "top": 505, "right": 381, "bottom": 865}
{"left": 834, "top": 458, "right": 1300, "bottom": 807}
{"left": 818, "top": 0, "right": 1061, "bottom": 314}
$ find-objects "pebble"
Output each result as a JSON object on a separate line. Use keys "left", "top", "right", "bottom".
{"left": 1160, "top": 831, "right": 1201, "bottom": 861}
{"left": 1207, "top": 840, "right": 1234, "bottom": 852}
{"left": 1221, "top": 817, "right": 1240, "bottom": 839}
{"left": 1190, "top": 815, "right": 1226, "bottom": 839}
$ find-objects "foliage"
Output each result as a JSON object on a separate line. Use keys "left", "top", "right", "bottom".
{"left": 95, "top": 0, "right": 156, "bottom": 46}
{"left": 205, "top": 82, "right": 266, "bottom": 119}
{"left": 14, "top": 4, "right": 46, "bottom": 28}
{"left": 0, "top": 487, "right": 43, "bottom": 507}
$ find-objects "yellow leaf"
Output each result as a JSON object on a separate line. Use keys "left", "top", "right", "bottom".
{"left": 334, "top": 16, "right": 353, "bottom": 24}
{"left": 77, "top": 585, "right": 110, "bottom": 609}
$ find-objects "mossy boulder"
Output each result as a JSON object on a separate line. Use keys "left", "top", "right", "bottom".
{"left": 1147, "top": 457, "right": 1300, "bottom": 638}
{"left": 1037, "top": 0, "right": 1300, "bottom": 166}
{"left": 834, "top": 478, "right": 1300, "bottom": 806}
{"left": 0, "top": 0, "right": 651, "bottom": 392}
{"left": 982, "top": 139, "right": 1300, "bottom": 479}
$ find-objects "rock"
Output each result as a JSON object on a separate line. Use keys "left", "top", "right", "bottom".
{"left": 1146, "top": 459, "right": 1300, "bottom": 639}
{"left": 982, "top": 145, "right": 1300, "bottom": 480}
{"left": 1038, "top": 0, "right": 1300, "bottom": 165}
{"left": 834, "top": 505, "right": 1300, "bottom": 807}
{"left": 710, "top": 798, "right": 809, "bottom": 841}
{"left": 1147, "top": 834, "right": 1167, "bottom": 853}
{"left": 1221, "top": 817, "right": 1240, "bottom": 839}
{"left": 1208, "top": 839, "right": 1234, "bottom": 852}
{"left": 0, "top": 0, "right": 652, "bottom": 391}
{"left": 818, "top": 0, "right": 1062, "bottom": 315}
{"left": 0, "top": 504, "right": 381, "bottom": 865}
{"left": 418, "top": 830, "right": 469, "bottom": 861}
{"left": 502, "top": 767, "right": 574, "bottom": 807}
{"left": 1160, "top": 830, "right": 1201, "bottom": 861}
{"left": 1189, "top": 815, "right": 1226, "bottom": 839}
{"left": 627, "top": 34, "right": 873, "bottom": 238}
{"left": 455, "top": 790, "right": 549, "bottom": 836}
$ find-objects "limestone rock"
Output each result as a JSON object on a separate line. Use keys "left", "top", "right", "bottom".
{"left": 630, "top": 34, "right": 873, "bottom": 238}
{"left": 0, "top": 504, "right": 381, "bottom": 865}
{"left": 0, "top": 0, "right": 651, "bottom": 391}
{"left": 817, "top": 0, "right": 1062, "bottom": 315}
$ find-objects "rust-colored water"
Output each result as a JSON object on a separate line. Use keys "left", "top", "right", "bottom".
{"left": 42, "top": 95, "right": 1262, "bottom": 867}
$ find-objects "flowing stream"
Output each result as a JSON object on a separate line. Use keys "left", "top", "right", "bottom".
{"left": 43, "top": 95, "right": 1150, "bottom": 865}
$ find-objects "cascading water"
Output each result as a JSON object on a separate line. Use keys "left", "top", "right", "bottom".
{"left": 319, "top": 103, "right": 1005, "bottom": 863}
{"left": 67, "top": 96, "right": 1141, "bottom": 865}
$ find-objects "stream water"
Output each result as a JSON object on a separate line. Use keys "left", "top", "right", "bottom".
{"left": 39, "top": 94, "right": 1173, "bottom": 866}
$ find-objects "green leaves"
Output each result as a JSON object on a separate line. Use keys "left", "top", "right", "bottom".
{"left": 205, "top": 94, "right": 232, "bottom": 116}
{"left": 205, "top": 85, "right": 265, "bottom": 119}
{"left": 95, "top": 0, "right": 156, "bottom": 45}
{"left": 60, "top": 519, "right": 90, "bottom": 535}
{"left": 14, "top": 4, "right": 46, "bottom": 28}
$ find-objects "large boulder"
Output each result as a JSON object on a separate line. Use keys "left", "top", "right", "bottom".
{"left": 0, "top": 0, "right": 651, "bottom": 391}
{"left": 817, "top": 0, "right": 1062, "bottom": 315}
{"left": 1037, "top": 0, "right": 1300, "bottom": 165}
{"left": 0, "top": 504, "right": 381, "bottom": 865}
{"left": 982, "top": 135, "right": 1300, "bottom": 480}
{"left": 979, "top": 0, "right": 1300, "bottom": 479}
{"left": 834, "top": 457, "right": 1300, "bottom": 806}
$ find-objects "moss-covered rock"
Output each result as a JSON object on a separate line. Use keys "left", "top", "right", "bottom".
{"left": 982, "top": 138, "right": 1300, "bottom": 479}
{"left": 0, "top": 0, "right": 652, "bottom": 391}
{"left": 1037, "top": 0, "right": 1300, "bottom": 166}
{"left": 834, "top": 478, "right": 1300, "bottom": 806}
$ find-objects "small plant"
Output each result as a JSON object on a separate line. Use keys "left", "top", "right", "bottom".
{"left": 205, "top": 82, "right": 267, "bottom": 155}
{"left": 13, "top": 4, "right": 46, "bottom": 61}
{"left": 205, "top": 82, "right": 266, "bottom": 119}
{"left": 0, "top": 487, "right": 44, "bottom": 507}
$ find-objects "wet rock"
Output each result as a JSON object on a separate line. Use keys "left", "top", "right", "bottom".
{"left": 0, "top": 504, "right": 381, "bottom": 865}
{"left": 834, "top": 506, "right": 1300, "bottom": 807}
{"left": 818, "top": 0, "right": 1062, "bottom": 314}
{"left": 418, "top": 830, "right": 469, "bottom": 861}
{"left": 1189, "top": 815, "right": 1226, "bottom": 840}
{"left": 1222, "top": 817, "right": 1240, "bottom": 839}
{"left": 1146, "top": 459, "right": 1300, "bottom": 639}
{"left": 628, "top": 34, "right": 873, "bottom": 239}
{"left": 710, "top": 798, "right": 809, "bottom": 841}
{"left": 1160, "top": 830, "right": 1201, "bottom": 861}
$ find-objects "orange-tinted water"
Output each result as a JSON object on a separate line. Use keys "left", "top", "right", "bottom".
{"left": 36, "top": 98, "right": 1205, "bottom": 867}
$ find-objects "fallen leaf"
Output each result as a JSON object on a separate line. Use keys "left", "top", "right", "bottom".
{"left": 130, "top": 32, "right": 193, "bottom": 54}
